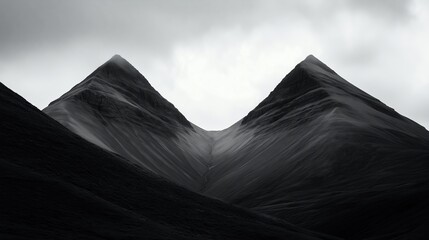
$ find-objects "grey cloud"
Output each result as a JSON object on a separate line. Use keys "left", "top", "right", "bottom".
{"left": 0, "top": 0, "right": 414, "bottom": 57}
{"left": 348, "top": 0, "right": 414, "bottom": 20}
{"left": 0, "top": 0, "right": 428, "bottom": 129}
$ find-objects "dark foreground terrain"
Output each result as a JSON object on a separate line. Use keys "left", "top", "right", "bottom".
{"left": 0, "top": 83, "right": 334, "bottom": 239}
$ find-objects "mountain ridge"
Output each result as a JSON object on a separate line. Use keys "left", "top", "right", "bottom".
{"left": 43, "top": 54, "right": 429, "bottom": 239}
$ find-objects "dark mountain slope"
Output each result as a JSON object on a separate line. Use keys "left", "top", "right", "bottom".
{"left": 0, "top": 82, "right": 334, "bottom": 240}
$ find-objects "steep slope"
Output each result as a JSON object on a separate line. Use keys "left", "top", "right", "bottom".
{"left": 44, "top": 55, "right": 211, "bottom": 191}
{"left": 0, "top": 82, "right": 334, "bottom": 240}
{"left": 44, "top": 55, "right": 429, "bottom": 239}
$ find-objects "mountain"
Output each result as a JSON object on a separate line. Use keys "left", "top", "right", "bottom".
{"left": 45, "top": 55, "right": 211, "bottom": 191}
{"left": 44, "top": 55, "right": 429, "bottom": 239}
{"left": 0, "top": 82, "right": 336, "bottom": 239}
{"left": 203, "top": 55, "right": 429, "bottom": 239}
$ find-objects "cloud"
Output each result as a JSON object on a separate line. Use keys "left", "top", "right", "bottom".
{"left": 0, "top": 0, "right": 428, "bottom": 130}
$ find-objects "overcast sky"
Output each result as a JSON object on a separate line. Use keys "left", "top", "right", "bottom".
{"left": 1, "top": 0, "right": 428, "bottom": 130}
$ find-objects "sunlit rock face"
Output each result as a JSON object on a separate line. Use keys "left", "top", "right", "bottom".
{"left": 45, "top": 55, "right": 429, "bottom": 239}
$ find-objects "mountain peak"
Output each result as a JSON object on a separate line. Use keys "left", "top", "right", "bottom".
{"left": 92, "top": 54, "right": 142, "bottom": 79}
{"left": 241, "top": 55, "right": 411, "bottom": 130}
{"left": 241, "top": 55, "right": 353, "bottom": 126}
{"left": 241, "top": 55, "right": 334, "bottom": 126}
{"left": 111, "top": 54, "right": 124, "bottom": 60}
{"left": 106, "top": 54, "right": 130, "bottom": 66}
{"left": 63, "top": 54, "right": 156, "bottom": 96}
{"left": 298, "top": 55, "right": 337, "bottom": 75}
{"left": 47, "top": 55, "right": 153, "bottom": 105}
{"left": 272, "top": 55, "right": 337, "bottom": 94}
{"left": 304, "top": 54, "right": 317, "bottom": 61}
{"left": 45, "top": 55, "right": 193, "bottom": 135}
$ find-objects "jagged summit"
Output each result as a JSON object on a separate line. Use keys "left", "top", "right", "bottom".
{"left": 241, "top": 55, "right": 339, "bottom": 126}
{"left": 103, "top": 54, "right": 129, "bottom": 66}
{"left": 241, "top": 54, "right": 415, "bottom": 130}
{"left": 45, "top": 55, "right": 192, "bottom": 137}
{"left": 85, "top": 54, "right": 151, "bottom": 87}
{"left": 301, "top": 55, "right": 336, "bottom": 73}
{"left": 102, "top": 54, "right": 138, "bottom": 71}
{"left": 47, "top": 55, "right": 152, "bottom": 107}
{"left": 264, "top": 55, "right": 339, "bottom": 95}
{"left": 110, "top": 54, "right": 126, "bottom": 62}
{"left": 300, "top": 54, "right": 323, "bottom": 67}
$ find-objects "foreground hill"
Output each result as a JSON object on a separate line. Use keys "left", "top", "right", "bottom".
{"left": 44, "top": 55, "right": 429, "bottom": 239}
{"left": 0, "top": 82, "right": 332, "bottom": 240}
